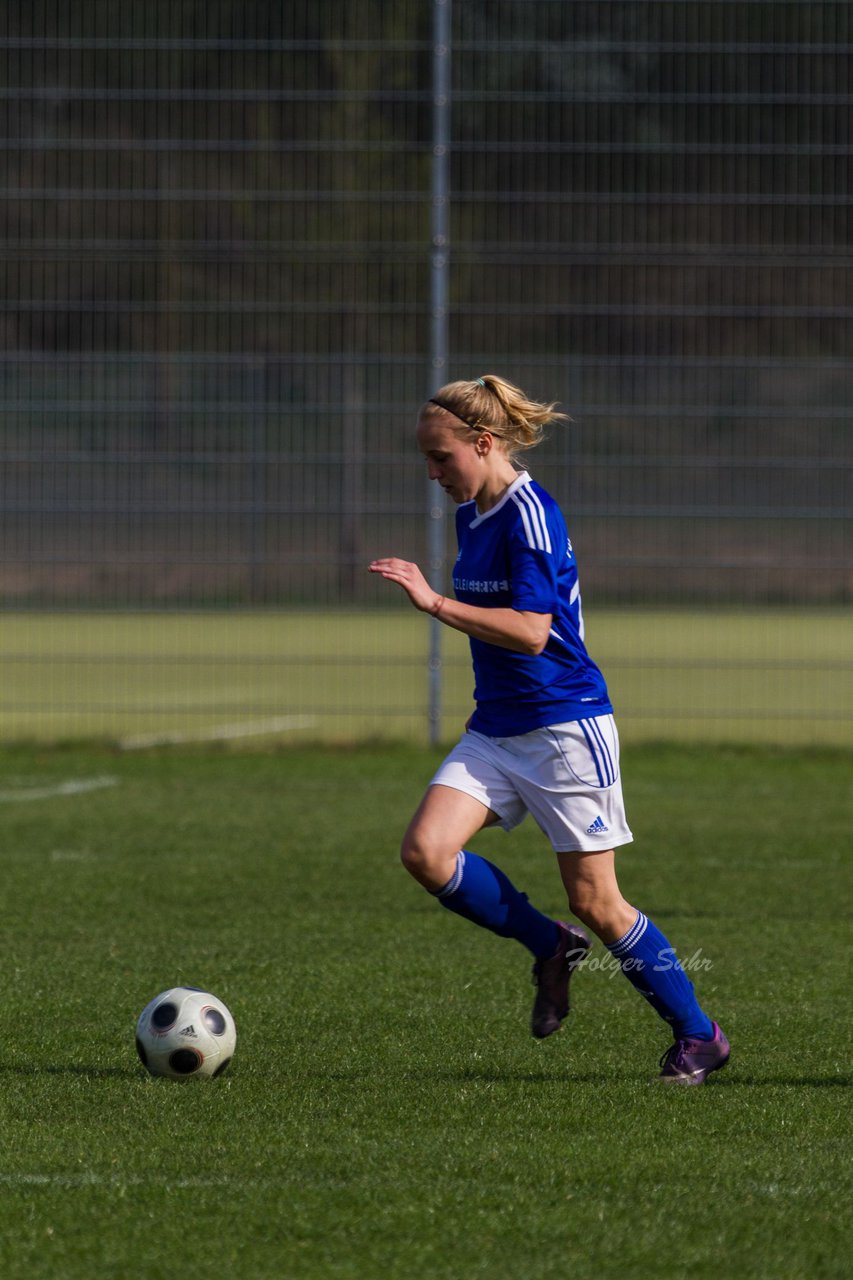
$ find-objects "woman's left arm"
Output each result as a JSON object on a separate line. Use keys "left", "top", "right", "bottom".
{"left": 368, "top": 557, "right": 551, "bottom": 656}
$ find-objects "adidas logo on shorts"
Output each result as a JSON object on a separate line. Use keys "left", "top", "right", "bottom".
{"left": 586, "top": 815, "right": 609, "bottom": 835}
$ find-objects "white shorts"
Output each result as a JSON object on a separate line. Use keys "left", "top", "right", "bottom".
{"left": 430, "top": 715, "right": 634, "bottom": 854}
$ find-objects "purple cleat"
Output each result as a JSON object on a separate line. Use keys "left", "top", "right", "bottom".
{"left": 658, "top": 1021, "right": 731, "bottom": 1085}
{"left": 531, "top": 921, "right": 592, "bottom": 1039}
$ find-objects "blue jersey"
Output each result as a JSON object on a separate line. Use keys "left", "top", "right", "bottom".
{"left": 452, "top": 471, "right": 612, "bottom": 737}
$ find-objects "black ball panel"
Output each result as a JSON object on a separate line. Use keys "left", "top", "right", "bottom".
{"left": 169, "top": 1048, "right": 203, "bottom": 1075}
{"left": 212, "top": 1057, "right": 232, "bottom": 1079}
{"left": 151, "top": 1001, "right": 178, "bottom": 1030}
{"left": 135, "top": 1037, "right": 149, "bottom": 1067}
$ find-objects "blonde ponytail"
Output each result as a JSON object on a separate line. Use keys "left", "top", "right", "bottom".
{"left": 424, "top": 374, "right": 569, "bottom": 461}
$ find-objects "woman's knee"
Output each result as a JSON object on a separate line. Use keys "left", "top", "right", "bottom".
{"left": 399, "top": 825, "right": 457, "bottom": 888}
{"left": 567, "top": 893, "right": 607, "bottom": 932}
{"left": 566, "top": 885, "right": 637, "bottom": 942}
{"left": 399, "top": 829, "right": 428, "bottom": 876}
{"left": 400, "top": 785, "right": 491, "bottom": 890}
{"left": 557, "top": 851, "right": 635, "bottom": 939}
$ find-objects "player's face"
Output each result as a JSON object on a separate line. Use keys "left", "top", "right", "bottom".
{"left": 416, "top": 416, "right": 483, "bottom": 503}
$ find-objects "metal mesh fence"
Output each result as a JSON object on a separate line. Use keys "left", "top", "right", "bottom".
{"left": 0, "top": 1, "right": 851, "bottom": 745}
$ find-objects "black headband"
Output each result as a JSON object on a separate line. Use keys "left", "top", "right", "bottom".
{"left": 429, "top": 396, "right": 486, "bottom": 431}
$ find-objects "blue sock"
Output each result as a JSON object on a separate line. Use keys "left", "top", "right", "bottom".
{"left": 433, "top": 850, "right": 560, "bottom": 959}
{"left": 607, "top": 910, "right": 715, "bottom": 1040}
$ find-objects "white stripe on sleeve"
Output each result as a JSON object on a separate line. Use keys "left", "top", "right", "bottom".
{"left": 521, "top": 484, "right": 552, "bottom": 553}
{"left": 510, "top": 492, "right": 538, "bottom": 549}
{"left": 512, "top": 485, "right": 553, "bottom": 553}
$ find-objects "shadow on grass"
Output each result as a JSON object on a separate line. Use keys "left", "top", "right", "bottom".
{"left": 430, "top": 1070, "right": 852, "bottom": 1088}
{"left": 325, "top": 1067, "right": 650, "bottom": 1085}
{"left": 712, "top": 1074, "right": 851, "bottom": 1089}
{"left": 0, "top": 1062, "right": 140, "bottom": 1081}
{"left": 323, "top": 1067, "right": 851, "bottom": 1089}
{"left": 5, "top": 1063, "right": 848, "bottom": 1090}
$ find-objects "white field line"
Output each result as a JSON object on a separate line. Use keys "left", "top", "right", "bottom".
{"left": 1, "top": 1172, "right": 824, "bottom": 1192}
{"left": 119, "top": 714, "right": 317, "bottom": 750}
{"left": 0, "top": 1171, "right": 271, "bottom": 1190}
{"left": 0, "top": 777, "right": 118, "bottom": 803}
{"left": 0, "top": 1171, "right": 823, "bottom": 1198}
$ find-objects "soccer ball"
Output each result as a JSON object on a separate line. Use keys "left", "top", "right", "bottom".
{"left": 135, "top": 986, "right": 236, "bottom": 1080}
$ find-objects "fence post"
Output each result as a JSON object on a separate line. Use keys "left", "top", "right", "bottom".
{"left": 428, "top": 0, "right": 451, "bottom": 747}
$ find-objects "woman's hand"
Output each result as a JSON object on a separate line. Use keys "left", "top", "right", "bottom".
{"left": 368, "top": 557, "right": 441, "bottom": 613}
{"left": 369, "top": 557, "right": 551, "bottom": 654}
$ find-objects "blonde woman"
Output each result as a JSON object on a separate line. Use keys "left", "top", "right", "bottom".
{"left": 369, "top": 375, "right": 729, "bottom": 1084}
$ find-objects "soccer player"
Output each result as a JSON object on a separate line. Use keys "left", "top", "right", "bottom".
{"left": 369, "top": 375, "right": 730, "bottom": 1084}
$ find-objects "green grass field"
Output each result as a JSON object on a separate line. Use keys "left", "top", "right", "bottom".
{"left": 1, "top": 607, "right": 851, "bottom": 747}
{"left": 0, "top": 740, "right": 850, "bottom": 1278}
